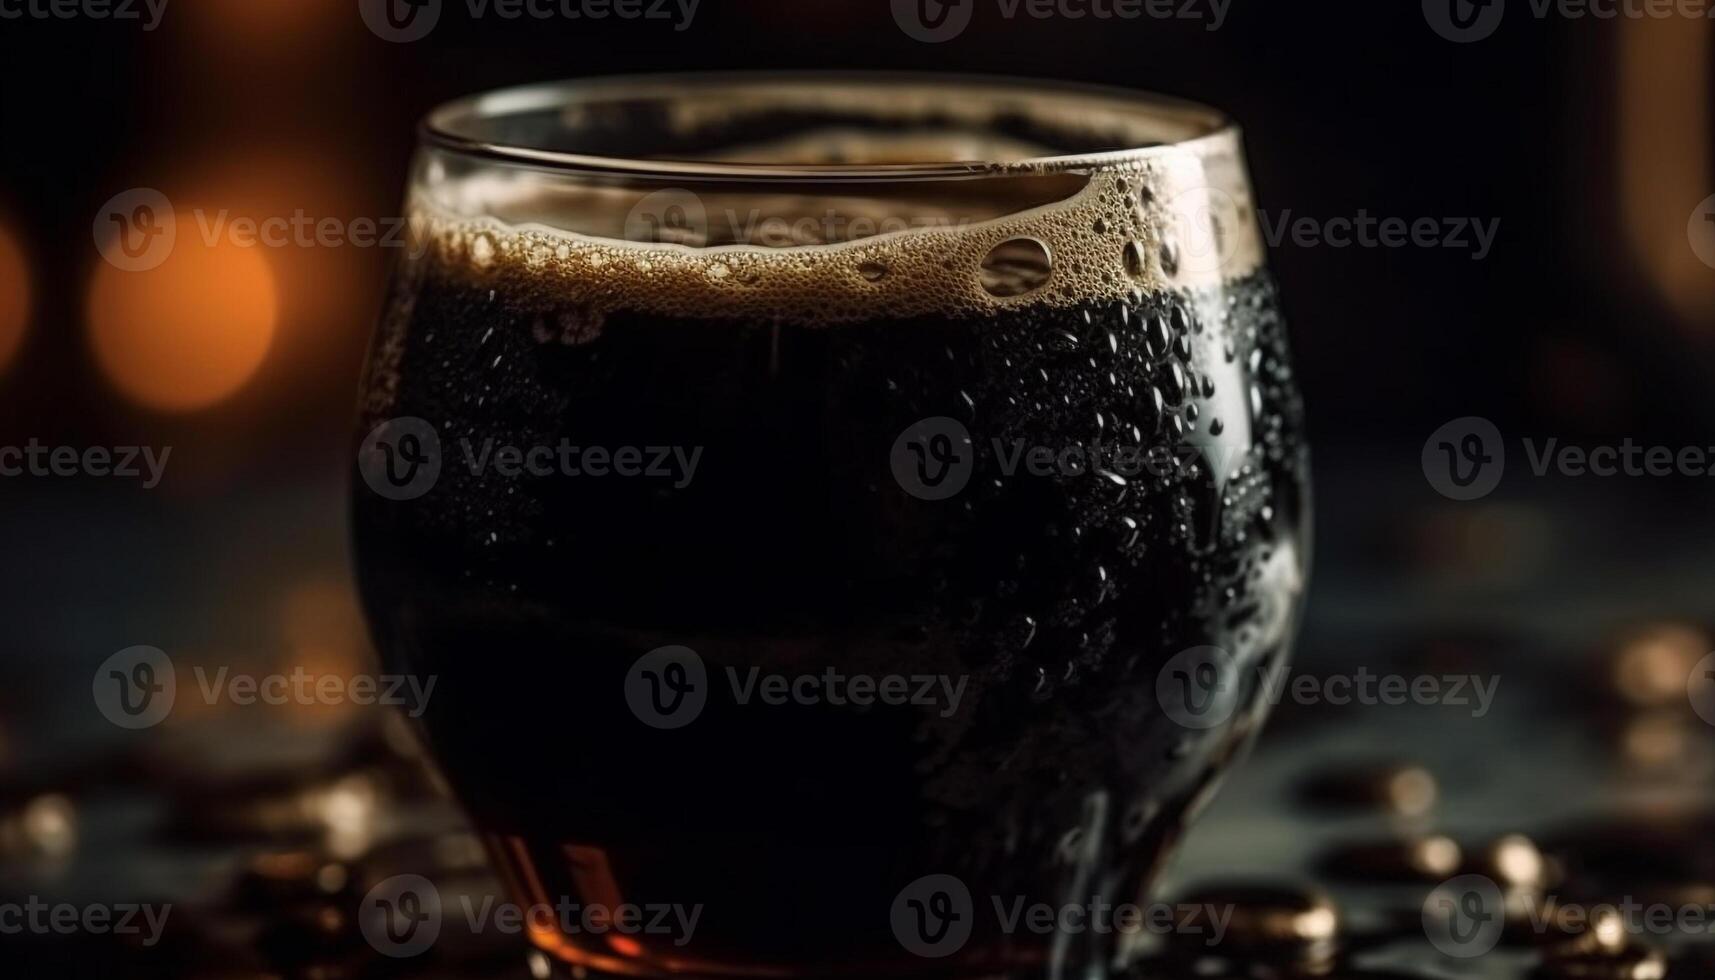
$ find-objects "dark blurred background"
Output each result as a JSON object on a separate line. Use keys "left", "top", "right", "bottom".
{"left": 0, "top": 1, "right": 1712, "bottom": 974}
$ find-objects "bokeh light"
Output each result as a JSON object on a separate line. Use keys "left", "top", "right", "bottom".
{"left": 87, "top": 212, "right": 278, "bottom": 412}
{"left": 0, "top": 224, "right": 30, "bottom": 374}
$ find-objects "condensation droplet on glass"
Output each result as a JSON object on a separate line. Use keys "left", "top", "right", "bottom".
{"left": 1123, "top": 240, "right": 1148, "bottom": 281}
{"left": 1144, "top": 315, "right": 1171, "bottom": 360}
{"left": 1160, "top": 237, "right": 1181, "bottom": 278}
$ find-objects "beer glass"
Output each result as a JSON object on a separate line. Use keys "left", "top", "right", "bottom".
{"left": 353, "top": 73, "right": 1310, "bottom": 979}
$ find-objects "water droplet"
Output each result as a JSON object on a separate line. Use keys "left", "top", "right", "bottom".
{"left": 1163, "top": 362, "right": 1189, "bottom": 405}
{"left": 1210, "top": 418, "right": 1226, "bottom": 436}
{"left": 1143, "top": 315, "right": 1172, "bottom": 360}
{"left": 858, "top": 260, "right": 888, "bottom": 282}
{"left": 1139, "top": 385, "right": 1166, "bottom": 428}
{"left": 980, "top": 238, "right": 1053, "bottom": 297}
{"left": 1160, "top": 237, "right": 1181, "bottom": 277}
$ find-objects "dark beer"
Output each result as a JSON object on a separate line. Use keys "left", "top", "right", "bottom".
{"left": 353, "top": 76, "right": 1309, "bottom": 979}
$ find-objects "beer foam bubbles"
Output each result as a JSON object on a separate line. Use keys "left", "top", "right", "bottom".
{"left": 410, "top": 129, "right": 1264, "bottom": 327}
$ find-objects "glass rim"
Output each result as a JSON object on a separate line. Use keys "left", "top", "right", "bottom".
{"left": 419, "top": 71, "right": 1239, "bottom": 182}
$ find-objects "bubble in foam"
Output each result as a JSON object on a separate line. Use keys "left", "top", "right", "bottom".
{"left": 979, "top": 238, "right": 1052, "bottom": 298}
{"left": 470, "top": 232, "right": 497, "bottom": 269}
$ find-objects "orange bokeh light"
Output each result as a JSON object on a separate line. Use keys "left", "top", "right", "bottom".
{"left": 87, "top": 212, "right": 278, "bottom": 412}
{"left": 0, "top": 225, "right": 29, "bottom": 374}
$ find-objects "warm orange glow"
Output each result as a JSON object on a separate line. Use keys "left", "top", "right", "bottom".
{"left": 87, "top": 212, "right": 277, "bottom": 412}
{"left": 1618, "top": 18, "right": 1714, "bottom": 324}
{"left": 184, "top": 153, "right": 377, "bottom": 380}
{"left": 0, "top": 225, "right": 29, "bottom": 374}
